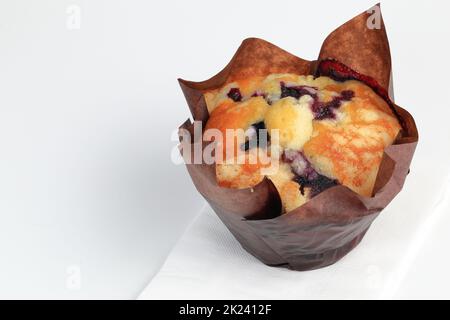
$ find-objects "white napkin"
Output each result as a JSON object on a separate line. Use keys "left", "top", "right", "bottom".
{"left": 139, "top": 166, "right": 450, "bottom": 299}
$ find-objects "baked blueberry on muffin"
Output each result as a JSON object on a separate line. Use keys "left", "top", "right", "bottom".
{"left": 204, "top": 74, "right": 401, "bottom": 213}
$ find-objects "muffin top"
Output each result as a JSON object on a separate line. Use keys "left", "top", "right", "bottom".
{"left": 204, "top": 74, "right": 401, "bottom": 213}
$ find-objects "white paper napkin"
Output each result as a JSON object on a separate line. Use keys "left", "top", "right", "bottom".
{"left": 139, "top": 165, "right": 450, "bottom": 299}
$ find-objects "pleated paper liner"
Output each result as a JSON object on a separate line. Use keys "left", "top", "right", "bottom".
{"left": 177, "top": 4, "right": 418, "bottom": 271}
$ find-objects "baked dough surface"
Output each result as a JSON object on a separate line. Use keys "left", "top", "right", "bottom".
{"left": 204, "top": 74, "right": 401, "bottom": 213}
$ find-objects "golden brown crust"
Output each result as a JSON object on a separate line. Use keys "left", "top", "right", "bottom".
{"left": 303, "top": 80, "right": 401, "bottom": 196}
{"left": 204, "top": 74, "right": 401, "bottom": 209}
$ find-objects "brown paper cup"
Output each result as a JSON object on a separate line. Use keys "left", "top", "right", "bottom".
{"left": 177, "top": 4, "right": 418, "bottom": 271}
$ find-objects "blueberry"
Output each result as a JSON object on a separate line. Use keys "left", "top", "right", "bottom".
{"left": 311, "top": 90, "right": 355, "bottom": 120}
{"left": 340, "top": 90, "right": 354, "bottom": 101}
{"left": 280, "top": 82, "right": 318, "bottom": 100}
{"left": 284, "top": 150, "right": 339, "bottom": 197}
{"left": 240, "top": 122, "right": 269, "bottom": 151}
{"left": 227, "top": 88, "right": 242, "bottom": 102}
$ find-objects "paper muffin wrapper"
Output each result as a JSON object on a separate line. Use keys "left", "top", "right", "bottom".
{"left": 177, "top": 4, "right": 418, "bottom": 271}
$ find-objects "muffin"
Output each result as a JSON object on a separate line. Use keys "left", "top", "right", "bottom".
{"left": 178, "top": 5, "right": 418, "bottom": 271}
{"left": 204, "top": 74, "right": 401, "bottom": 212}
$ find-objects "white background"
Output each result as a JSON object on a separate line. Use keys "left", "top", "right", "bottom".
{"left": 0, "top": 0, "right": 449, "bottom": 299}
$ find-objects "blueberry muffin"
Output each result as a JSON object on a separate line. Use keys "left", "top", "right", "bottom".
{"left": 204, "top": 74, "right": 401, "bottom": 213}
